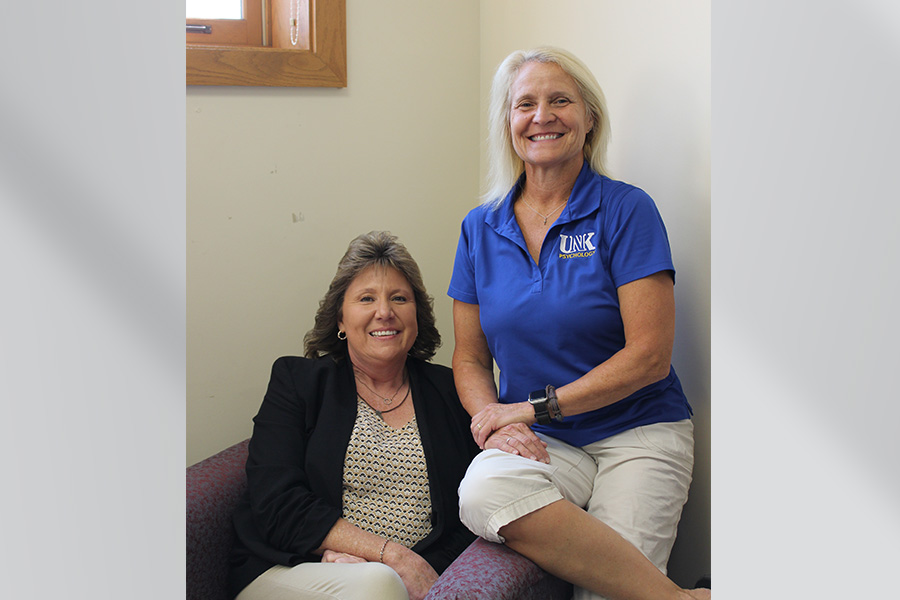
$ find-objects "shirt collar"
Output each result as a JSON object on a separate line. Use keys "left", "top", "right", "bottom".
{"left": 483, "top": 161, "right": 601, "bottom": 236}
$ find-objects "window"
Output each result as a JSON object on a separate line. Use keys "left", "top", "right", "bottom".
{"left": 187, "top": 0, "right": 263, "bottom": 47}
{"left": 186, "top": 0, "right": 346, "bottom": 88}
{"left": 187, "top": 0, "right": 243, "bottom": 19}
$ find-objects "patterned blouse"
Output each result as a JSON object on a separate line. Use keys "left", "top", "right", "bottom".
{"left": 340, "top": 398, "right": 433, "bottom": 548}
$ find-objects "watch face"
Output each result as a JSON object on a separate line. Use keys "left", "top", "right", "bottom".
{"left": 529, "top": 389, "right": 547, "bottom": 403}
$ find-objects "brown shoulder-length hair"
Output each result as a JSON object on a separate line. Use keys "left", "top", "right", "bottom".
{"left": 303, "top": 231, "right": 441, "bottom": 361}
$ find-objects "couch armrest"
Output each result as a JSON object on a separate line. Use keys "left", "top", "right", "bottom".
{"left": 425, "top": 537, "right": 572, "bottom": 600}
{"left": 186, "top": 439, "right": 251, "bottom": 600}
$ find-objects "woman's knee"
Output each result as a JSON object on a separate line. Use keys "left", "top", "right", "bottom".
{"left": 458, "top": 450, "right": 559, "bottom": 538}
{"left": 347, "top": 563, "right": 408, "bottom": 599}
{"left": 457, "top": 454, "right": 498, "bottom": 532}
{"left": 239, "top": 562, "right": 408, "bottom": 600}
{"left": 459, "top": 449, "right": 546, "bottom": 534}
{"left": 458, "top": 453, "right": 496, "bottom": 501}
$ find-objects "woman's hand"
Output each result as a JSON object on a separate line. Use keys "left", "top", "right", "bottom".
{"left": 470, "top": 401, "right": 534, "bottom": 448}
{"left": 321, "top": 549, "right": 366, "bottom": 564}
{"left": 382, "top": 542, "right": 439, "bottom": 600}
{"left": 485, "top": 423, "right": 550, "bottom": 463}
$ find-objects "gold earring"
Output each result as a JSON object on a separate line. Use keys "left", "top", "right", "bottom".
{"left": 337, "top": 330, "right": 347, "bottom": 340}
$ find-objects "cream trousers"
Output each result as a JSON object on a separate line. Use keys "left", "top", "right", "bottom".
{"left": 236, "top": 562, "right": 409, "bottom": 600}
{"left": 458, "top": 419, "right": 694, "bottom": 600}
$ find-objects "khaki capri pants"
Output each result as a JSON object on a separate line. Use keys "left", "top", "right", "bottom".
{"left": 458, "top": 419, "right": 694, "bottom": 600}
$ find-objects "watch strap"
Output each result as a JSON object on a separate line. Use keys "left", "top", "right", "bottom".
{"left": 546, "top": 385, "right": 563, "bottom": 422}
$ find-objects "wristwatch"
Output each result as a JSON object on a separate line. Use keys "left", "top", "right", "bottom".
{"left": 528, "top": 385, "right": 563, "bottom": 424}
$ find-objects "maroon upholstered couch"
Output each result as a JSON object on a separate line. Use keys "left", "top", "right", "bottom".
{"left": 187, "top": 439, "right": 571, "bottom": 600}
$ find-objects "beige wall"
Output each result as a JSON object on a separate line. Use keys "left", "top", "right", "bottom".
{"left": 188, "top": 0, "right": 710, "bottom": 588}
{"left": 187, "top": 0, "right": 482, "bottom": 465}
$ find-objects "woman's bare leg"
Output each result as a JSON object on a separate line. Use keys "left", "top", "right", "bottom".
{"left": 500, "top": 499, "right": 709, "bottom": 600}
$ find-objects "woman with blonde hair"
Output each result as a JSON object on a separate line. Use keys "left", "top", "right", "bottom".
{"left": 449, "top": 47, "right": 709, "bottom": 600}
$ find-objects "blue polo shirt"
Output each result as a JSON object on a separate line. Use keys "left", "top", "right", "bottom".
{"left": 448, "top": 162, "right": 692, "bottom": 446}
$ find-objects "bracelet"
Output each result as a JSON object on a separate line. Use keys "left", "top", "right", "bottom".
{"left": 547, "top": 385, "right": 563, "bottom": 422}
{"left": 379, "top": 538, "right": 389, "bottom": 563}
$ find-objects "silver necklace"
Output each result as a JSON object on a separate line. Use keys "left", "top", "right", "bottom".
{"left": 520, "top": 197, "right": 567, "bottom": 225}
{"left": 359, "top": 385, "right": 410, "bottom": 420}
{"left": 354, "top": 369, "right": 407, "bottom": 405}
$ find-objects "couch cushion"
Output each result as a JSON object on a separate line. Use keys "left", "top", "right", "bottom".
{"left": 186, "top": 439, "right": 250, "bottom": 600}
{"left": 425, "top": 537, "right": 572, "bottom": 600}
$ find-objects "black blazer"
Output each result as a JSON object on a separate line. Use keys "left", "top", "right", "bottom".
{"left": 228, "top": 355, "right": 480, "bottom": 597}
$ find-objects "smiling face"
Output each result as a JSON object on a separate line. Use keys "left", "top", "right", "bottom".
{"left": 508, "top": 61, "right": 593, "bottom": 175}
{"left": 339, "top": 265, "right": 418, "bottom": 373}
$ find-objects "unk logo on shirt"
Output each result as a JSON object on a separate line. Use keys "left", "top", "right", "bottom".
{"left": 559, "top": 232, "right": 596, "bottom": 259}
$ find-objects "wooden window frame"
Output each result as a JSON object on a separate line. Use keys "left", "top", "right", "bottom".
{"left": 186, "top": 0, "right": 346, "bottom": 88}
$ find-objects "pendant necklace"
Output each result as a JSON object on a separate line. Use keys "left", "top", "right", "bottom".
{"left": 360, "top": 385, "right": 411, "bottom": 420}
{"left": 354, "top": 368, "right": 407, "bottom": 405}
{"left": 520, "top": 197, "right": 567, "bottom": 225}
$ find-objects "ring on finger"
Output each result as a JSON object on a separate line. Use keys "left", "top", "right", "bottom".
{"left": 476, "top": 423, "right": 483, "bottom": 430}
{"left": 507, "top": 437, "right": 513, "bottom": 445}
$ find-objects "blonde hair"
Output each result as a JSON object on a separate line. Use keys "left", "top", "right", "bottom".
{"left": 482, "top": 46, "right": 612, "bottom": 208}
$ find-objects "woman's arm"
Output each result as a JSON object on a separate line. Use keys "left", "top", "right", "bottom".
{"left": 316, "top": 519, "right": 438, "bottom": 600}
{"left": 470, "top": 271, "right": 676, "bottom": 444}
{"left": 558, "top": 270, "right": 675, "bottom": 413}
{"left": 314, "top": 518, "right": 387, "bottom": 560}
{"left": 452, "top": 300, "right": 549, "bottom": 462}
{"left": 244, "top": 358, "right": 344, "bottom": 554}
{"left": 451, "top": 299, "right": 499, "bottom": 415}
